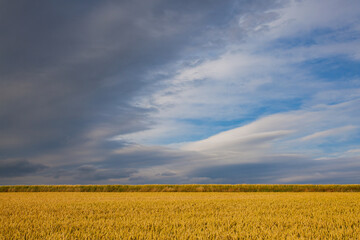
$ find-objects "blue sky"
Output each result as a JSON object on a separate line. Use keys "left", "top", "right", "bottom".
{"left": 1, "top": 0, "right": 360, "bottom": 184}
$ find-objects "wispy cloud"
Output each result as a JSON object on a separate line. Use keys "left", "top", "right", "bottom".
{"left": 300, "top": 126, "right": 358, "bottom": 142}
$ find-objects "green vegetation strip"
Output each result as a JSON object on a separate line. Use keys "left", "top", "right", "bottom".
{"left": 1, "top": 184, "right": 360, "bottom": 192}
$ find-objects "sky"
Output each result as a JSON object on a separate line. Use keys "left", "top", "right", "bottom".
{"left": 1, "top": 0, "right": 360, "bottom": 185}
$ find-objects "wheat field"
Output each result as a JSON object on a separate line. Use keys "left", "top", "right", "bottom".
{"left": 1, "top": 192, "right": 360, "bottom": 239}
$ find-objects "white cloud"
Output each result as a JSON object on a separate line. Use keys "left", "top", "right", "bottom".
{"left": 113, "top": 0, "right": 360, "bottom": 172}
{"left": 94, "top": 1, "right": 360, "bottom": 183}
{"left": 183, "top": 130, "right": 294, "bottom": 152}
{"left": 178, "top": 100, "right": 360, "bottom": 165}
{"left": 266, "top": 0, "right": 360, "bottom": 39}
{"left": 347, "top": 148, "right": 360, "bottom": 153}
{"left": 110, "top": 100, "right": 360, "bottom": 184}
{"left": 300, "top": 125, "right": 358, "bottom": 142}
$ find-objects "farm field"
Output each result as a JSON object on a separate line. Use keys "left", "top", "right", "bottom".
{"left": 1, "top": 192, "right": 360, "bottom": 239}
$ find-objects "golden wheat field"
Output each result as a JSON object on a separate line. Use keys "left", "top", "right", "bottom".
{"left": 1, "top": 192, "right": 360, "bottom": 239}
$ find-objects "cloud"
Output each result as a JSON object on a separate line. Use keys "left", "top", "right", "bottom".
{"left": 0, "top": 0, "right": 254, "bottom": 183}
{"left": 100, "top": 99, "right": 360, "bottom": 184}
{"left": 264, "top": 0, "right": 360, "bottom": 40}
{"left": 158, "top": 171, "right": 177, "bottom": 177}
{"left": 1, "top": 0, "right": 360, "bottom": 184}
{"left": 0, "top": 159, "right": 47, "bottom": 178}
{"left": 183, "top": 130, "right": 293, "bottom": 153}
{"left": 300, "top": 125, "right": 358, "bottom": 142}
{"left": 121, "top": 100, "right": 359, "bottom": 182}
{"left": 189, "top": 156, "right": 360, "bottom": 184}
{"left": 106, "top": 145, "right": 194, "bottom": 168}
{"left": 69, "top": 165, "right": 136, "bottom": 181}
{"left": 122, "top": 1, "right": 360, "bottom": 146}
{"left": 347, "top": 149, "right": 360, "bottom": 154}
{"left": 184, "top": 99, "right": 360, "bottom": 154}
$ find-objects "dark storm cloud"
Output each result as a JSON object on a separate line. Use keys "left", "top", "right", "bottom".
{"left": 0, "top": 158, "right": 47, "bottom": 178}
{"left": 0, "top": 1, "right": 235, "bottom": 153}
{"left": 0, "top": 0, "right": 283, "bottom": 183}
